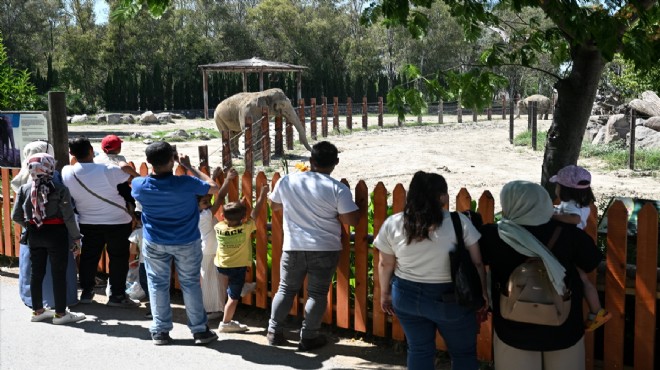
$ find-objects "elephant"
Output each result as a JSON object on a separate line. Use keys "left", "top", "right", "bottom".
{"left": 515, "top": 94, "right": 553, "bottom": 120}
{"left": 214, "top": 88, "right": 312, "bottom": 157}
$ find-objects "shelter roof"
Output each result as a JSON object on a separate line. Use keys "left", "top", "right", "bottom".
{"left": 198, "top": 57, "right": 308, "bottom": 72}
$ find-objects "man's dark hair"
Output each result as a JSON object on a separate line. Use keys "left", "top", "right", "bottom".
{"left": 145, "top": 141, "right": 174, "bottom": 167}
{"left": 311, "top": 141, "right": 339, "bottom": 168}
{"left": 68, "top": 136, "right": 93, "bottom": 159}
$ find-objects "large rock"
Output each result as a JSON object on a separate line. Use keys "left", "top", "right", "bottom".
{"left": 628, "top": 91, "right": 660, "bottom": 118}
{"left": 140, "top": 111, "right": 159, "bottom": 124}
{"left": 603, "top": 114, "right": 629, "bottom": 144}
{"left": 164, "top": 129, "right": 189, "bottom": 139}
{"left": 122, "top": 114, "right": 135, "bottom": 124}
{"left": 643, "top": 116, "right": 660, "bottom": 131}
{"left": 584, "top": 115, "right": 605, "bottom": 142}
{"left": 71, "top": 114, "right": 88, "bottom": 123}
{"left": 156, "top": 113, "right": 175, "bottom": 124}
{"left": 628, "top": 126, "right": 660, "bottom": 149}
{"left": 106, "top": 114, "right": 122, "bottom": 125}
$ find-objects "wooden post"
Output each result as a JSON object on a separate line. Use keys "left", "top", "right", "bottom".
{"left": 48, "top": 91, "right": 69, "bottom": 172}
{"left": 378, "top": 96, "right": 383, "bottom": 127}
{"left": 261, "top": 107, "right": 270, "bottom": 166}
{"left": 531, "top": 101, "right": 538, "bottom": 150}
{"left": 198, "top": 145, "right": 209, "bottom": 174}
{"left": 202, "top": 69, "right": 209, "bottom": 120}
{"left": 362, "top": 96, "right": 368, "bottom": 130}
{"left": 310, "top": 98, "right": 317, "bottom": 140}
{"left": 333, "top": 97, "right": 339, "bottom": 132}
{"left": 439, "top": 99, "right": 443, "bottom": 124}
{"left": 502, "top": 96, "right": 506, "bottom": 119}
{"left": 285, "top": 118, "right": 293, "bottom": 150}
{"left": 487, "top": 107, "right": 492, "bottom": 120}
{"left": 472, "top": 108, "right": 477, "bottom": 123}
{"left": 244, "top": 115, "right": 253, "bottom": 174}
{"left": 509, "top": 99, "right": 514, "bottom": 144}
{"left": 274, "top": 114, "right": 283, "bottom": 157}
{"left": 346, "top": 97, "right": 352, "bottom": 131}
{"left": 457, "top": 98, "right": 462, "bottom": 123}
{"left": 322, "top": 96, "right": 328, "bottom": 137}
{"left": 629, "top": 109, "right": 636, "bottom": 170}
{"left": 527, "top": 102, "right": 533, "bottom": 131}
{"left": 222, "top": 131, "right": 232, "bottom": 169}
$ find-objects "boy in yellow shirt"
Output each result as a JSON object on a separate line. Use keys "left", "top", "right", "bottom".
{"left": 214, "top": 185, "right": 268, "bottom": 333}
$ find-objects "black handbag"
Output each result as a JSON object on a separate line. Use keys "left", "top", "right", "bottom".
{"left": 448, "top": 211, "right": 485, "bottom": 310}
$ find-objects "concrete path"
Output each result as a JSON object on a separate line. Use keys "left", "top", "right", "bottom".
{"left": 0, "top": 267, "right": 407, "bottom": 370}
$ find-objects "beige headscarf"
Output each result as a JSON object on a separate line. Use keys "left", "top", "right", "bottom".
{"left": 10, "top": 141, "right": 55, "bottom": 193}
{"left": 497, "top": 180, "right": 566, "bottom": 294}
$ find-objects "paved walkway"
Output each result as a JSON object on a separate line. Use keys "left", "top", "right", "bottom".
{"left": 0, "top": 267, "right": 407, "bottom": 370}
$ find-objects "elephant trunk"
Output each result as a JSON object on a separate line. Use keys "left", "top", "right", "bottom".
{"left": 282, "top": 105, "right": 313, "bottom": 152}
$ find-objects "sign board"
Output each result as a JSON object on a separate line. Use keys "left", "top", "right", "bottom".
{"left": 598, "top": 197, "right": 660, "bottom": 236}
{"left": 0, "top": 112, "right": 49, "bottom": 168}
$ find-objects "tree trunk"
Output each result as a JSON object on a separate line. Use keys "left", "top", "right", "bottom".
{"left": 541, "top": 45, "right": 606, "bottom": 196}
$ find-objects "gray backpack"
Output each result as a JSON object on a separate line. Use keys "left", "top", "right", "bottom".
{"left": 499, "top": 227, "right": 572, "bottom": 326}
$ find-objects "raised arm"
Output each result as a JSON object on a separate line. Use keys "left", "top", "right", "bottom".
{"left": 117, "top": 160, "right": 141, "bottom": 178}
{"left": 177, "top": 154, "right": 219, "bottom": 194}
{"left": 251, "top": 184, "right": 269, "bottom": 220}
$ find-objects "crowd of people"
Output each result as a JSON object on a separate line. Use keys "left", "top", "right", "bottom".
{"left": 10, "top": 135, "right": 608, "bottom": 368}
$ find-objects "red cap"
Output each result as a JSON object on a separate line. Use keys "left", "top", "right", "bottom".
{"left": 101, "top": 135, "right": 122, "bottom": 153}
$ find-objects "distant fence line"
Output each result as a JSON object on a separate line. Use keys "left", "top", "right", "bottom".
{"left": 1, "top": 158, "right": 657, "bottom": 369}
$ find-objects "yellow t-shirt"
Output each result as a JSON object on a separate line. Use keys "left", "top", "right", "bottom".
{"left": 213, "top": 219, "right": 256, "bottom": 268}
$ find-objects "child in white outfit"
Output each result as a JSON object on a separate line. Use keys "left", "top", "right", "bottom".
{"left": 550, "top": 164, "right": 611, "bottom": 331}
{"left": 199, "top": 168, "right": 237, "bottom": 319}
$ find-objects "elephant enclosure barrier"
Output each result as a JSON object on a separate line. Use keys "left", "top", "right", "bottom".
{"left": 224, "top": 96, "right": 517, "bottom": 172}
{"left": 1, "top": 157, "right": 657, "bottom": 369}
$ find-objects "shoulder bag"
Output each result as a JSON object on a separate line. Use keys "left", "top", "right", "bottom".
{"left": 72, "top": 172, "right": 133, "bottom": 219}
{"left": 448, "top": 211, "right": 485, "bottom": 310}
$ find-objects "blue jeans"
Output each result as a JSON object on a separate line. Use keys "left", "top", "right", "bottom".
{"left": 268, "top": 250, "right": 340, "bottom": 339}
{"left": 391, "top": 276, "right": 479, "bottom": 370}
{"left": 143, "top": 238, "right": 207, "bottom": 334}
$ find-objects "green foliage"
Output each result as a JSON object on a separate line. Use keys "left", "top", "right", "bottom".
{"left": 600, "top": 55, "right": 659, "bottom": 100}
{"left": 581, "top": 142, "right": 660, "bottom": 172}
{"left": 0, "top": 34, "right": 37, "bottom": 110}
{"left": 513, "top": 130, "right": 548, "bottom": 151}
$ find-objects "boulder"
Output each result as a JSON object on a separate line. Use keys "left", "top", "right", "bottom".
{"left": 643, "top": 116, "right": 660, "bottom": 132}
{"left": 106, "top": 114, "right": 122, "bottom": 125}
{"left": 123, "top": 115, "right": 135, "bottom": 124}
{"left": 603, "top": 114, "right": 629, "bottom": 144}
{"left": 165, "top": 129, "right": 188, "bottom": 138}
{"left": 140, "top": 111, "right": 159, "bottom": 124}
{"left": 584, "top": 116, "right": 604, "bottom": 142}
{"left": 156, "top": 113, "right": 175, "bottom": 124}
{"left": 71, "top": 114, "right": 88, "bottom": 124}
{"left": 96, "top": 115, "right": 107, "bottom": 124}
{"left": 628, "top": 126, "right": 660, "bottom": 150}
{"left": 628, "top": 91, "right": 660, "bottom": 118}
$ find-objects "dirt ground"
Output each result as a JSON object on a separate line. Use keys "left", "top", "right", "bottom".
{"left": 70, "top": 115, "right": 660, "bottom": 212}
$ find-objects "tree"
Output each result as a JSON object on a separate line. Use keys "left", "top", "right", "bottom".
{"left": 0, "top": 34, "right": 37, "bottom": 110}
{"left": 361, "top": 0, "right": 660, "bottom": 191}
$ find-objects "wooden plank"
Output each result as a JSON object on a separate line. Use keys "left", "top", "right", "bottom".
{"left": 244, "top": 116, "right": 253, "bottom": 175}
{"left": 333, "top": 97, "right": 339, "bottom": 132}
{"left": 346, "top": 97, "right": 352, "bottom": 131}
{"left": 456, "top": 187, "right": 472, "bottom": 212}
{"left": 336, "top": 179, "right": 352, "bottom": 329}
{"left": 139, "top": 163, "right": 149, "bottom": 176}
{"left": 310, "top": 98, "right": 317, "bottom": 140}
{"left": 241, "top": 171, "right": 254, "bottom": 306}
{"left": 362, "top": 96, "right": 368, "bottom": 130}
{"left": 270, "top": 173, "right": 283, "bottom": 301}
{"left": 584, "top": 203, "right": 598, "bottom": 370}
{"left": 261, "top": 108, "right": 270, "bottom": 167}
{"left": 254, "top": 172, "right": 269, "bottom": 309}
{"left": 603, "top": 200, "right": 627, "bottom": 370}
{"left": 391, "top": 184, "right": 406, "bottom": 341}
{"left": 353, "top": 181, "right": 368, "bottom": 332}
{"left": 633, "top": 204, "right": 658, "bottom": 370}
{"left": 478, "top": 191, "right": 495, "bottom": 224}
{"left": 371, "top": 182, "right": 388, "bottom": 337}
{"left": 477, "top": 312, "right": 493, "bottom": 362}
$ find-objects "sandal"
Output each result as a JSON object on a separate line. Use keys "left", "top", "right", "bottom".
{"left": 585, "top": 308, "right": 611, "bottom": 332}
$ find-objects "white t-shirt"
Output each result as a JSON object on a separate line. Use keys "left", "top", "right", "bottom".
{"left": 199, "top": 208, "right": 218, "bottom": 255}
{"left": 94, "top": 153, "right": 127, "bottom": 166}
{"left": 61, "top": 162, "right": 132, "bottom": 225}
{"left": 269, "top": 171, "right": 359, "bottom": 251}
{"left": 128, "top": 227, "right": 144, "bottom": 263}
{"left": 374, "top": 211, "right": 481, "bottom": 284}
{"left": 556, "top": 200, "right": 590, "bottom": 230}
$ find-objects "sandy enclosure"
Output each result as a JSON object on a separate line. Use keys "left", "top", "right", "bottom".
{"left": 69, "top": 115, "right": 660, "bottom": 212}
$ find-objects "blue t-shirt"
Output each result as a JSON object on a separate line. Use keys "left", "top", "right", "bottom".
{"left": 132, "top": 173, "right": 210, "bottom": 245}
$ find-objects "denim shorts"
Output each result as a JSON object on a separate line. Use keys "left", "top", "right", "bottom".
{"left": 217, "top": 266, "right": 247, "bottom": 299}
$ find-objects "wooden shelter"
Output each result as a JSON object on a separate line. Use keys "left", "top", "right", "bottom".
{"left": 198, "top": 57, "right": 308, "bottom": 120}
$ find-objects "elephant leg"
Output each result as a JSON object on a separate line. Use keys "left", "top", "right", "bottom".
{"left": 230, "top": 130, "right": 242, "bottom": 157}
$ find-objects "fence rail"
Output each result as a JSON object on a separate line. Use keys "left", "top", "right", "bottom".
{"left": 1, "top": 160, "right": 657, "bottom": 369}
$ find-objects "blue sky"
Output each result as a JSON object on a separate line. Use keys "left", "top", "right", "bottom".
{"left": 94, "top": 0, "right": 109, "bottom": 24}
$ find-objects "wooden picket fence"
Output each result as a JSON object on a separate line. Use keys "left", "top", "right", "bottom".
{"left": 1, "top": 164, "right": 657, "bottom": 369}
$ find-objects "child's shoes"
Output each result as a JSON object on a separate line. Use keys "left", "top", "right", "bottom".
{"left": 585, "top": 308, "right": 611, "bottom": 332}
{"left": 31, "top": 309, "right": 55, "bottom": 322}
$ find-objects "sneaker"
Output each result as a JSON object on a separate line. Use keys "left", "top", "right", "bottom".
{"left": 266, "top": 331, "right": 287, "bottom": 346}
{"left": 193, "top": 327, "right": 218, "bottom": 345}
{"left": 79, "top": 291, "right": 95, "bottom": 304}
{"left": 218, "top": 320, "right": 249, "bottom": 333}
{"left": 152, "top": 332, "right": 172, "bottom": 345}
{"left": 240, "top": 282, "right": 257, "bottom": 297}
{"left": 52, "top": 311, "right": 86, "bottom": 325}
{"left": 585, "top": 308, "right": 612, "bottom": 332}
{"left": 298, "top": 335, "right": 328, "bottom": 351}
{"left": 206, "top": 311, "right": 223, "bottom": 320}
{"left": 31, "top": 309, "right": 55, "bottom": 322}
{"left": 107, "top": 296, "right": 140, "bottom": 308}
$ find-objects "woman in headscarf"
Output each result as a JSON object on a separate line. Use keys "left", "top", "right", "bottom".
{"left": 12, "top": 153, "right": 85, "bottom": 324}
{"left": 374, "top": 171, "right": 488, "bottom": 370}
{"left": 479, "top": 180, "right": 602, "bottom": 370}
{"left": 11, "top": 141, "right": 79, "bottom": 309}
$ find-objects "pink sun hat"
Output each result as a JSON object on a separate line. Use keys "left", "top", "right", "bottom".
{"left": 549, "top": 165, "right": 591, "bottom": 189}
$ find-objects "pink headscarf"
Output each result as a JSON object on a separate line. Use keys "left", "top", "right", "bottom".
{"left": 26, "top": 153, "right": 56, "bottom": 228}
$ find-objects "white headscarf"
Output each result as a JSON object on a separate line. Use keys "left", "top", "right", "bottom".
{"left": 497, "top": 180, "right": 566, "bottom": 294}
{"left": 10, "top": 141, "right": 54, "bottom": 193}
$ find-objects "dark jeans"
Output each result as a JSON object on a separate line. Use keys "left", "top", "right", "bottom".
{"left": 139, "top": 262, "right": 149, "bottom": 298}
{"left": 216, "top": 266, "right": 247, "bottom": 299}
{"left": 79, "top": 223, "right": 132, "bottom": 298}
{"left": 27, "top": 223, "right": 69, "bottom": 313}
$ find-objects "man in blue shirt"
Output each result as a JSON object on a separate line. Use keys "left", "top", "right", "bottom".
{"left": 132, "top": 141, "right": 219, "bottom": 345}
